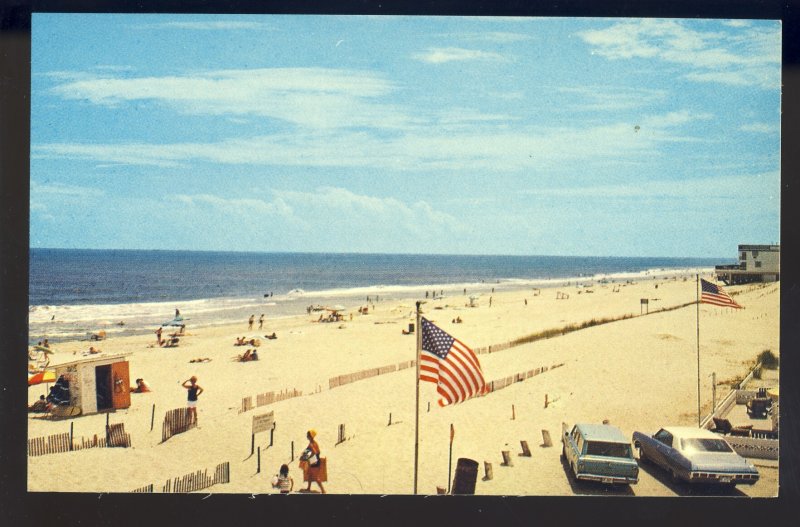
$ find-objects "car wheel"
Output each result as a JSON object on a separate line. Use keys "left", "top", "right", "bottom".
{"left": 637, "top": 447, "right": 647, "bottom": 464}
{"left": 670, "top": 469, "right": 681, "bottom": 484}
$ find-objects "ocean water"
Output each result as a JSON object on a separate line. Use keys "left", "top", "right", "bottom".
{"left": 29, "top": 248, "right": 727, "bottom": 344}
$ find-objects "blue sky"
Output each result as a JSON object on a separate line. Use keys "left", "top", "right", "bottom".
{"left": 30, "top": 14, "right": 781, "bottom": 257}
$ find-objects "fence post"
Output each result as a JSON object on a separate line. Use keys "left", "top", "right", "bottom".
{"left": 501, "top": 450, "right": 513, "bottom": 467}
{"left": 482, "top": 461, "right": 493, "bottom": 481}
{"left": 70, "top": 423, "right": 74, "bottom": 451}
{"left": 257, "top": 446, "right": 261, "bottom": 474}
{"left": 291, "top": 440, "right": 294, "bottom": 462}
{"left": 151, "top": 404, "right": 155, "bottom": 432}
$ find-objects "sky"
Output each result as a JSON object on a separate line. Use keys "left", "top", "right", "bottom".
{"left": 30, "top": 14, "right": 781, "bottom": 257}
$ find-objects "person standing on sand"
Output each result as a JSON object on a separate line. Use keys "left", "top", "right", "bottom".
{"left": 259, "top": 314, "right": 265, "bottom": 330}
{"left": 182, "top": 376, "right": 203, "bottom": 424}
{"left": 301, "top": 429, "right": 325, "bottom": 493}
{"left": 248, "top": 315, "right": 255, "bottom": 330}
{"left": 155, "top": 327, "right": 163, "bottom": 346}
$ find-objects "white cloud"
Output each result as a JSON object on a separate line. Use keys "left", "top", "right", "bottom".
{"left": 739, "top": 122, "right": 775, "bottom": 133}
{"left": 273, "top": 187, "right": 464, "bottom": 235}
{"left": 30, "top": 180, "right": 105, "bottom": 197}
{"left": 412, "top": 47, "right": 508, "bottom": 64}
{"left": 48, "top": 68, "right": 411, "bottom": 130}
{"left": 523, "top": 171, "right": 779, "bottom": 204}
{"left": 32, "top": 109, "right": 713, "bottom": 172}
{"left": 578, "top": 19, "right": 780, "bottom": 89}
{"left": 175, "top": 193, "right": 294, "bottom": 217}
{"left": 557, "top": 85, "right": 668, "bottom": 111}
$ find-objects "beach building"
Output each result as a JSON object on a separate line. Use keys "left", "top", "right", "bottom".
{"left": 53, "top": 354, "right": 132, "bottom": 415}
{"left": 715, "top": 244, "right": 780, "bottom": 285}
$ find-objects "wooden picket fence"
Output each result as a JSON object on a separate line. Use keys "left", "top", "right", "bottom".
{"left": 162, "top": 462, "right": 230, "bottom": 493}
{"left": 161, "top": 408, "right": 196, "bottom": 442}
{"left": 132, "top": 483, "right": 154, "bottom": 493}
{"left": 28, "top": 424, "right": 131, "bottom": 457}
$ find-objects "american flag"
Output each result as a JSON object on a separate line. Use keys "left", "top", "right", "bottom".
{"left": 700, "top": 278, "right": 742, "bottom": 309}
{"left": 420, "top": 317, "right": 487, "bottom": 406}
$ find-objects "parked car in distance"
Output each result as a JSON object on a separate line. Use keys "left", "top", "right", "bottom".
{"left": 632, "top": 426, "right": 759, "bottom": 486}
{"left": 561, "top": 422, "right": 639, "bottom": 485}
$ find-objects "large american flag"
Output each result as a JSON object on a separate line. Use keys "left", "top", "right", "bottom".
{"left": 420, "top": 317, "right": 487, "bottom": 406}
{"left": 700, "top": 278, "right": 742, "bottom": 309}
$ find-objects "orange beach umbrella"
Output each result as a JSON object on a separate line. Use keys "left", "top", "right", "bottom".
{"left": 28, "top": 369, "right": 56, "bottom": 386}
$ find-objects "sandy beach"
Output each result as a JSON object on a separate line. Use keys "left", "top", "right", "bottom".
{"left": 27, "top": 273, "right": 780, "bottom": 496}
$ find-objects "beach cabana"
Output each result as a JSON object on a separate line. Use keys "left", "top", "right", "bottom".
{"left": 53, "top": 353, "right": 132, "bottom": 416}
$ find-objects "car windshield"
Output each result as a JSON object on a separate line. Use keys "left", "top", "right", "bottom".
{"left": 585, "top": 441, "right": 631, "bottom": 458}
{"left": 680, "top": 438, "right": 733, "bottom": 453}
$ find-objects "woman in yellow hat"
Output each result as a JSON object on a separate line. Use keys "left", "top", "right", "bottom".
{"left": 301, "top": 429, "right": 325, "bottom": 493}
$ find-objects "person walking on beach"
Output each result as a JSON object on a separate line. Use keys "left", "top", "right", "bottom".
{"left": 248, "top": 315, "right": 255, "bottom": 330}
{"left": 182, "top": 376, "right": 203, "bottom": 425}
{"left": 155, "top": 327, "right": 163, "bottom": 346}
{"left": 259, "top": 314, "right": 265, "bottom": 330}
{"left": 301, "top": 429, "right": 325, "bottom": 493}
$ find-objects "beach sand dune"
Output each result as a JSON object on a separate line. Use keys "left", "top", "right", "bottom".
{"left": 28, "top": 276, "right": 779, "bottom": 495}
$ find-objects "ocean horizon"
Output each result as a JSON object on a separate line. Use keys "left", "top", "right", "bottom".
{"left": 29, "top": 248, "right": 730, "bottom": 344}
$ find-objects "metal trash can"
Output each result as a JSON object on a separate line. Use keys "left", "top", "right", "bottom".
{"left": 408, "top": 323, "right": 415, "bottom": 333}
{"left": 451, "top": 457, "right": 479, "bottom": 495}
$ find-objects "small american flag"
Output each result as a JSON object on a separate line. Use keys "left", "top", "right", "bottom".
{"left": 420, "top": 317, "right": 487, "bottom": 406}
{"left": 700, "top": 278, "right": 742, "bottom": 309}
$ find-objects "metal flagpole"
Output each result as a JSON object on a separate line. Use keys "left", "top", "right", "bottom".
{"left": 414, "top": 301, "right": 422, "bottom": 494}
{"left": 696, "top": 274, "right": 701, "bottom": 427}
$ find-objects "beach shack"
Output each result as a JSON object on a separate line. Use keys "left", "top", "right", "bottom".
{"left": 54, "top": 353, "right": 132, "bottom": 415}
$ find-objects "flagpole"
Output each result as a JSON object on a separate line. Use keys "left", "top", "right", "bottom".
{"left": 696, "top": 274, "right": 701, "bottom": 427}
{"left": 414, "top": 301, "right": 422, "bottom": 495}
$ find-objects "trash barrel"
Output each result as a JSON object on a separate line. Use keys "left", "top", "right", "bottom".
{"left": 451, "top": 457, "right": 479, "bottom": 495}
{"left": 408, "top": 323, "right": 415, "bottom": 333}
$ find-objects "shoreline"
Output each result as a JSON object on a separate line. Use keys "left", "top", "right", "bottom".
{"left": 29, "top": 266, "right": 714, "bottom": 344}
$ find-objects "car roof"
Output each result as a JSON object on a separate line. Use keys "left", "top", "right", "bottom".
{"left": 662, "top": 427, "right": 723, "bottom": 440}
{"left": 575, "top": 423, "right": 628, "bottom": 442}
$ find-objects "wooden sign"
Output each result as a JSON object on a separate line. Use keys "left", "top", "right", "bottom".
{"left": 252, "top": 411, "right": 274, "bottom": 434}
{"left": 640, "top": 298, "right": 649, "bottom": 304}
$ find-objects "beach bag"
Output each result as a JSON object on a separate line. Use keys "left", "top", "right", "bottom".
{"left": 300, "top": 448, "right": 319, "bottom": 465}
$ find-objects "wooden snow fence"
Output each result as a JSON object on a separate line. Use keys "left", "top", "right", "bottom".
{"left": 28, "top": 423, "right": 131, "bottom": 456}
{"left": 328, "top": 359, "right": 415, "bottom": 389}
{"left": 106, "top": 423, "right": 131, "bottom": 447}
{"left": 162, "top": 462, "right": 230, "bottom": 493}
{"left": 486, "top": 363, "right": 565, "bottom": 394}
{"left": 161, "top": 408, "right": 196, "bottom": 442}
{"left": 28, "top": 433, "right": 72, "bottom": 457}
{"left": 132, "top": 484, "right": 154, "bottom": 493}
{"left": 239, "top": 388, "right": 303, "bottom": 414}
